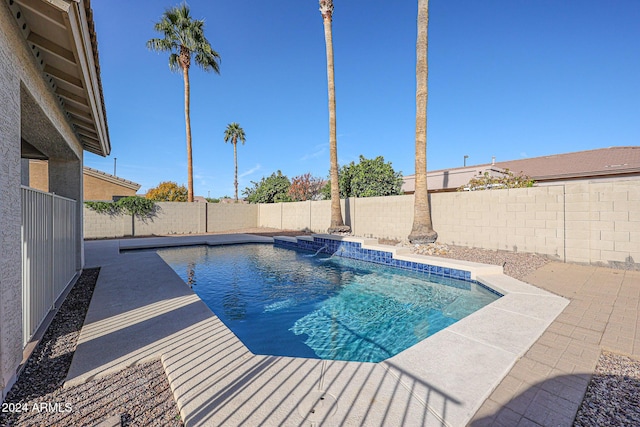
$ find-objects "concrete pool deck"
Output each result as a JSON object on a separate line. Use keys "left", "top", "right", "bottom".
{"left": 68, "top": 234, "right": 574, "bottom": 426}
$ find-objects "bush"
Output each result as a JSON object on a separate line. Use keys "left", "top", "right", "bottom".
{"left": 288, "top": 173, "right": 325, "bottom": 201}
{"left": 85, "top": 196, "right": 157, "bottom": 217}
{"left": 458, "top": 169, "right": 535, "bottom": 191}
{"left": 321, "top": 155, "right": 403, "bottom": 199}
{"left": 145, "top": 181, "right": 188, "bottom": 201}
{"left": 243, "top": 171, "right": 292, "bottom": 203}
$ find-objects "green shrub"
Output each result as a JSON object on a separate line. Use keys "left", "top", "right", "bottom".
{"left": 85, "top": 196, "right": 158, "bottom": 217}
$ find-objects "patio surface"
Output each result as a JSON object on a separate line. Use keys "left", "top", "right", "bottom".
{"left": 63, "top": 234, "right": 637, "bottom": 426}
{"left": 470, "top": 262, "right": 640, "bottom": 426}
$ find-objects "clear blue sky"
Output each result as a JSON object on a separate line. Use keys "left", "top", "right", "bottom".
{"left": 85, "top": 0, "right": 640, "bottom": 197}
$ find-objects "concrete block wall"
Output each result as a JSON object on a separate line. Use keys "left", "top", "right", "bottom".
{"left": 83, "top": 208, "right": 130, "bottom": 239}
{"left": 308, "top": 200, "right": 336, "bottom": 233}
{"left": 85, "top": 202, "right": 259, "bottom": 238}
{"left": 351, "top": 195, "right": 414, "bottom": 239}
{"left": 281, "top": 201, "right": 312, "bottom": 231}
{"left": 207, "top": 203, "right": 258, "bottom": 232}
{"left": 83, "top": 180, "right": 639, "bottom": 267}
{"left": 431, "top": 186, "right": 565, "bottom": 259}
{"left": 256, "top": 180, "right": 638, "bottom": 267}
{"left": 564, "top": 181, "right": 639, "bottom": 265}
{"left": 134, "top": 202, "right": 205, "bottom": 236}
{"left": 258, "top": 203, "right": 283, "bottom": 229}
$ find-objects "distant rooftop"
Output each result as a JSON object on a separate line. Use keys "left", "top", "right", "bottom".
{"left": 403, "top": 146, "right": 640, "bottom": 193}
{"left": 83, "top": 166, "right": 140, "bottom": 191}
{"left": 495, "top": 146, "right": 640, "bottom": 181}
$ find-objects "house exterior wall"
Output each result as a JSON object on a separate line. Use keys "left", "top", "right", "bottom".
{"left": 1, "top": 2, "right": 86, "bottom": 399}
{"left": 29, "top": 160, "right": 138, "bottom": 201}
{"left": 0, "top": 3, "right": 23, "bottom": 399}
{"left": 83, "top": 173, "right": 137, "bottom": 201}
{"left": 27, "top": 159, "right": 49, "bottom": 192}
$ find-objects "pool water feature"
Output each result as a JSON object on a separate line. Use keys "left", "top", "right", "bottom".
{"left": 156, "top": 244, "right": 501, "bottom": 363}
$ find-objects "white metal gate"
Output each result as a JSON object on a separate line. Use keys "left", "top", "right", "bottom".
{"left": 21, "top": 186, "right": 78, "bottom": 346}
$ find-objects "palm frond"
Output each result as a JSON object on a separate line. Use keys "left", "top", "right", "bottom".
{"left": 147, "top": 3, "right": 220, "bottom": 73}
{"left": 168, "top": 53, "right": 180, "bottom": 72}
{"left": 224, "top": 123, "right": 246, "bottom": 145}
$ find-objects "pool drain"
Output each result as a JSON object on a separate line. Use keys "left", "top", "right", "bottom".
{"left": 298, "top": 391, "right": 338, "bottom": 422}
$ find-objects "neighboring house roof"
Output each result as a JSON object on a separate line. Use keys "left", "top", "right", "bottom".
{"left": 83, "top": 166, "right": 141, "bottom": 192}
{"left": 403, "top": 146, "right": 640, "bottom": 193}
{"left": 495, "top": 146, "right": 640, "bottom": 181}
{"left": 9, "top": 0, "right": 110, "bottom": 156}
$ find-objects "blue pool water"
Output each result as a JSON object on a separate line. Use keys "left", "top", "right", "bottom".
{"left": 156, "top": 244, "right": 500, "bottom": 363}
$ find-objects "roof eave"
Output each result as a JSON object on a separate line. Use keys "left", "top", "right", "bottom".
{"left": 14, "top": 0, "right": 110, "bottom": 157}
{"left": 65, "top": 0, "right": 110, "bottom": 156}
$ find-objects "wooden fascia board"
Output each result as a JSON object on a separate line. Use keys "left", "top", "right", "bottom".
{"left": 64, "top": 0, "right": 110, "bottom": 156}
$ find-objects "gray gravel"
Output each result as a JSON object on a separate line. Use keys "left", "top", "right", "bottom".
{"left": 0, "top": 268, "right": 182, "bottom": 427}
{"left": 408, "top": 241, "right": 551, "bottom": 282}
{"left": 574, "top": 351, "right": 640, "bottom": 426}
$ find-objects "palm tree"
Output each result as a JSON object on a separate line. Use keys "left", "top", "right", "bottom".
{"left": 224, "top": 123, "right": 246, "bottom": 201}
{"left": 147, "top": 4, "right": 221, "bottom": 202}
{"left": 408, "top": 0, "right": 438, "bottom": 243}
{"left": 320, "top": 0, "right": 350, "bottom": 234}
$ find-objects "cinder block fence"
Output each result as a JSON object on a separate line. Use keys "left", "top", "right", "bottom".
{"left": 84, "top": 180, "right": 639, "bottom": 267}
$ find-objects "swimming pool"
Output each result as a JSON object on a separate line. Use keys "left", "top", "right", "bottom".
{"left": 156, "top": 244, "right": 501, "bottom": 362}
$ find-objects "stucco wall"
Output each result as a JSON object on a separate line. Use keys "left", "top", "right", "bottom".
{"left": 2, "top": 0, "right": 86, "bottom": 399}
{"left": 0, "top": 2, "right": 23, "bottom": 398}
{"left": 26, "top": 159, "right": 49, "bottom": 191}
{"left": 83, "top": 173, "right": 137, "bottom": 201}
{"left": 28, "top": 160, "right": 137, "bottom": 201}
{"left": 2, "top": 0, "right": 99, "bottom": 398}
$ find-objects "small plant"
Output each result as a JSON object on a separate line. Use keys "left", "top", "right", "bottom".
{"left": 84, "top": 201, "right": 120, "bottom": 215}
{"left": 458, "top": 169, "right": 535, "bottom": 191}
{"left": 117, "top": 196, "right": 158, "bottom": 217}
{"left": 84, "top": 196, "right": 158, "bottom": 217}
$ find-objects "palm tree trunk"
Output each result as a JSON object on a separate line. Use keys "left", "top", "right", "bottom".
{"left": 409, "top": 0, "right": 437, "bottom": 243}
{"left": 233, "top": 141, "right": 238, "bottom": 201}
{"left": 322, "top": 8, "right": 350, "bottom": 234}
{"left": 183, "top": 65, "right": 194, "bottom": 202}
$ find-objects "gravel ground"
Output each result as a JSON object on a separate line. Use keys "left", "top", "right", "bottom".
{"left": 574, "top": 351, "right": 640, "bottom": 426}
{"left": 407, "top": 241, "right": 551, "bottom": 282}
{"left": 0, "top": 268, "right": 182, "bottom": 427}
{"left": 4, "top": 230, "right": 633, "bottom": 426}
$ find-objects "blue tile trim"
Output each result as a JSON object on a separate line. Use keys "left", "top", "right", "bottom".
{"left": 273, "top": 237, "right": 502, "bottom": 297}
{"left": 476, "top": 281, "right": 504, "bottom": 297}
